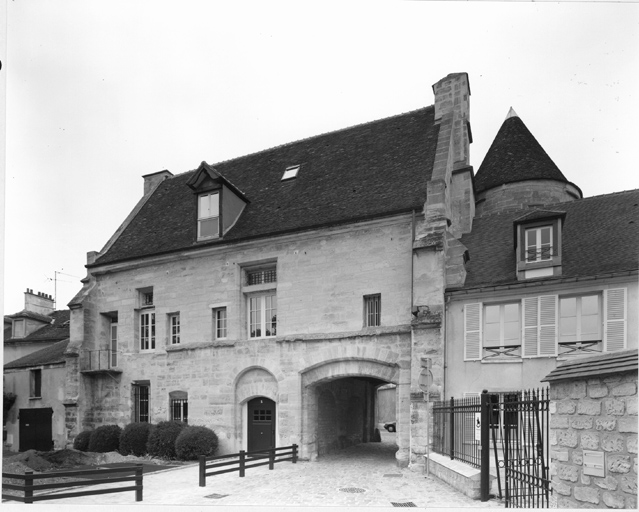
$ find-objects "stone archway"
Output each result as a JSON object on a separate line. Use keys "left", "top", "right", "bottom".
{"left": 300, "top": 358, "right": 410, "bottom": 465}
{"left": 234, "top": 367, "right": 278, "bottom": 451}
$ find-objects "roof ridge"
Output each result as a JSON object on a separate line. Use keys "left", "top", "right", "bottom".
{"left": 167, "top": 105, "right": 434, "bottom": 179}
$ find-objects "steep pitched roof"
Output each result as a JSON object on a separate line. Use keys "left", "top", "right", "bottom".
{"left": 93, "top": 107, "right": 439, "bottom": 266}
{"left": 455, "top": 189, "right": 639, "bottom": 290}
{"left": 474, "top": 109, "right": 571, "bottom": 194}
{"left": 4, "top": 339, "right": 70, "bottom": 369}
{"left": 4, "top": 310, "right": 70, "bottom": 344}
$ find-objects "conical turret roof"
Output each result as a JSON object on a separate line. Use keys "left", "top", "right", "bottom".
{"left": 475, "top": 108, "right": 569, "bottom": 194}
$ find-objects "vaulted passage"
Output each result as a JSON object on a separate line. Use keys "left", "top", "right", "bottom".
{"left": 314, "top": 376, "right": 387, "bottom": 457}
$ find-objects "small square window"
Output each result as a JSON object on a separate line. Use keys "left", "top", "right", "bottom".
{"left": 281, "top": 165, "right": 300, "bottom": 181}
{"left": 142, "top": 291, "right": 154, "bottom": 307}
{"left": 246, "top": 267, "right": 277, "bottom": 285}
{"left": 364, "top": 294, "right": 381, "bottom": 327}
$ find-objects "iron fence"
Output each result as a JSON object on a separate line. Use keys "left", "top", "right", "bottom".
{"left": 81, "top": 349, "right": 118, "bottom": 372}
{"left": 432, "top": 395, "right": 481, "bottom": 469}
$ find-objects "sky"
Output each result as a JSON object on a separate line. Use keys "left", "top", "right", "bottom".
{"left": 2, "top": 0, "right": 638, "bottom": 316}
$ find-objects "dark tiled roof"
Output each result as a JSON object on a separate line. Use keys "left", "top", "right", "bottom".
{"left": 513, "top": 209, "right": 566, "bottom": 223}
{"left": 94, "top": 108, "right": 439, "bottom": 266}
{"left": 6, "top": 310, "right": 52, "bottom": 322}
{"left": 542, "top": 349, "right": 638, "bottom": 382}
{"left": 474, "top": 114, "right": 570, "bottom": 194}
{"left": 4, "top": 310, "right": 70, "bottom": 344}
{"left": 4, "top": 339, "right": 70, "bottom": 369}
{"left": 456, "top": 189, "right": 639, "bottom": 290}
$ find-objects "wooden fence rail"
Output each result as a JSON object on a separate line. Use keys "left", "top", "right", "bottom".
{"left": 199, "top": 444, "right": 298, "bottom": 487}
{"left": 2, "top": 463, "right": 143, "bottom": 503}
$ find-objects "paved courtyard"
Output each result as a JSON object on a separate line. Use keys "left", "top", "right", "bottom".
{"left": 30, "top": 437, "right": 504, "bottom": 509}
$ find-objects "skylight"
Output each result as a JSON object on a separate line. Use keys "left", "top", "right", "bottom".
{"left": 281, "top": 165, "right": 300, "bottom": 181}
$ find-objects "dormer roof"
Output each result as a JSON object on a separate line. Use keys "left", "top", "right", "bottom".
{"left": 475, "top": 109, "right": 574, "bottom": 194}
{"left": 186, "top": 161, "right": 249, "bottom": 202}
{"left": 92, "top": 107, "right": 440, "bottom": 266}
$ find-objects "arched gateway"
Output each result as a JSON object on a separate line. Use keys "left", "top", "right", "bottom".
{"left": 299, "top": 357, "right": 409, "bottom": 464}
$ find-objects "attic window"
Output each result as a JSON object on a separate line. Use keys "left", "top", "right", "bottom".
{"left": 281, "top": 165, "right": 300, "bottom": 181}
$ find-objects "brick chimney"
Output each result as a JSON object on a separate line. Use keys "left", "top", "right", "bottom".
{"left": 24, "top": 288, "right": 55, "bottom": 316}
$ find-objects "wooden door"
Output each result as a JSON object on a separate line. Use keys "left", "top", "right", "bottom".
{"left": 247, "top": 397, "right": 275, "bottom": 452}
{"left": 19, "top": 408, "right": 53, "bottom": 452}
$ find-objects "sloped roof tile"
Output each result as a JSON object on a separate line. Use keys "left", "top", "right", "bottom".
{"left": 456, "top": 189, "right": 639, "bottom": 289}
{"left": 4, "top": 339, "right": 70, "bottom": 369}
{"left": 542, "top": 349, "right": 638, "bottom": 382}
{"left": 4, "top": 310, "right": 70, "bottom": 344}
{"left": 94, "top": 107, "right": 439, "bottom": 266}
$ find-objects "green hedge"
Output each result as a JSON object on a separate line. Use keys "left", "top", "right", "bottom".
{"left": 119, "top": 422, "right": 152, "bottom": 456}
{"left": 146, "top": 421, "right": 186, "bottom": 459}
{"left": 73, "top": 430, "right": 93, "bottom": 452}
{"left": 87, "top": 425, "right": 123, "bottom": 453}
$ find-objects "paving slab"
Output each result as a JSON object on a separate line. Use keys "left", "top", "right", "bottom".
{"left": 28, "top": 440, "right": 505, "bottom": 508}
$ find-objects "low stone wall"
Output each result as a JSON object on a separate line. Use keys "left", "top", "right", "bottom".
{"left": 544, "top": 351, "right": 638, "bottom": 509}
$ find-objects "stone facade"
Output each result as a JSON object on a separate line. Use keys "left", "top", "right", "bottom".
{"left": 547, "top": 365, "right": 638, "bottom": 509}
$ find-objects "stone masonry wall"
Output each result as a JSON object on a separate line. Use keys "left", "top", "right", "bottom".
{"left": 549, "top": 371, "right": 638, "bottom": 509}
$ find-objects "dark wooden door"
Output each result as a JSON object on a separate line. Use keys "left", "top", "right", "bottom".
{"left": 248, "top": 397, "right": 275, "bottom": 452}
{"left": 19, "top": 408, "right": 53, "bottom": 452}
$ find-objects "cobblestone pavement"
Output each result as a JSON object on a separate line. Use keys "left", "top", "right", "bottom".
{"left": 31, "top": 438, "right": 505, "bottom": 509}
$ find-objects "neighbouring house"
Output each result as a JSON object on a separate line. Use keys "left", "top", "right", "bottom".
{"left": 62, "top": 72, "right": 474, "bottom": 465}
{"left": 4, "top": 289, "right": 70, "bottom": 364}
{"left": 444, "top": 108, "right": 638, "bottom": 400}
{"left": 4, "top": 339, "right": 70, "bottom": 451}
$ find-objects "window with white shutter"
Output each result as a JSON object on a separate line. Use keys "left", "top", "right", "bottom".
{"left": 604, "top": 288, "right": 627, "bottom": 352}
{"left": 464, "top": 303, "right": 482, "bottom": 361}
{"left": 522, "top": 295, "right": 558, "bottom": 357}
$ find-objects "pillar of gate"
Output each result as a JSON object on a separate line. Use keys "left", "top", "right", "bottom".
{"left": 479, "top": 390, "right": 490, "bottom": 502}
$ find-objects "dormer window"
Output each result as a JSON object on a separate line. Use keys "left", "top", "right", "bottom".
{"left": 281, "top": 165, "right": 299, "bottom": 181}
{"left": 514, "top": 209, "right": 565, "bottom": 281}
{"left": 12, "top": 319, "right": 25, "bottom": 338}
{"left": 198, "top": 192, "right": 220, "bottom": 240}
{"left": 525, "top": 226, "right": 553, "bottom": 262}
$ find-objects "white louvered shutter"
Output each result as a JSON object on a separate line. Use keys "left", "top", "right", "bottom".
{"left": 464, "top": 303, "right": 482, "bottom": 361}
{"left": 539, "top": 295, "right": 558, "bottom": 356}
{"left": 604, "top": 288, "right": 627, "bottom": 352}
{"left": 523, "top": 296, "right": 558, "bottom": 357}
{"left": 523, "top": 297, "right": 539, "bottom": 357}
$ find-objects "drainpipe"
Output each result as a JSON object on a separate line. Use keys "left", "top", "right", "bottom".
{"left": 411, "top": 210, "right": 415, "bottom": 312}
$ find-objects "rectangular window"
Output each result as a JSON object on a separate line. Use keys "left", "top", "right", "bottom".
{"left": 247, "top": 267, "right": 277, "bottom": 285}
{"left": 110, "top": 320, "right": 118, "bottom": 367}
{"left": 13, "top": 319, "right": 25, "bottom": 338}
{"left": 484, "top": 303, "right": 520, "bottom": 347}
{"left": 525, "top": 226, "right": 553, "bottom": 262}
{"left": 559, "top": 295, "right": 601, "bottom": 343}
{"left": 140, "top": 311, "right": 156, "bottom": 350}
{"left": 30, "top": 369, "right": 42, "bottom": 398}
{"left": 169, "top": 313, "right": 180, "bottom": 345}
{"left": 171, "top": 399, "right": 188, "bottom": 423}
{"left": 214, "top": 308, "right": 227, "bottom": 340}
{"left": 249, "top": 294, "right": 277, "bottom": 338}
{"left": 198, "top": 192, "right": 220, "bottom": 240}
{"left": 133, "top": 384, "right": 149, "bottom": 423}
{"left": 364, "top": 294, "right": 381, "bottom": 327}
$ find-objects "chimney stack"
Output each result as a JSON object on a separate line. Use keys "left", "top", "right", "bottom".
{"left": 142, "top": 170, "right": 173, "bottom": 196}
{"left": 24, "top": 288, "right": 55, "bottom": 316}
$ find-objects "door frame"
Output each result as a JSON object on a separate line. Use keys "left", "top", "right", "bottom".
{"left": 244, "top": 397, "right": 277, "bottom": 452}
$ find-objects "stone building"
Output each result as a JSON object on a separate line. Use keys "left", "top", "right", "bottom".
{"left": 63, "top": 73, "right": 474, "bottom": 466}
{"left": 445, "top": 108, "right": 638, "bottom": 399}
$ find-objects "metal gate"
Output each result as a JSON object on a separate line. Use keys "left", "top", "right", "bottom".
{"left": 486, "top": 389, "right": 551, "bottom": 508}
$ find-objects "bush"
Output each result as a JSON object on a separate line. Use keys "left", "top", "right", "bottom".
{"left": 87, "top": 425, "right": 123, "bottom": 453}
{"left": 119, "top": 422, "right": 152, "bottom": 456}
{"left": 73, "top": 430, "right": 93, "bottom": 452}
{"left": 146, "top": 421, "right": 186, "bottom": 459}
{"left": 175, "top": 426, "right": 219, "bottom": 461}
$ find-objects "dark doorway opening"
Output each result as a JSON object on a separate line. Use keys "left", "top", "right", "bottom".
{"left": 247, "top": 397, "right": 275, "bottom": 452}
{"left": 19, "top": 408, "right": 53, "bottom": 452}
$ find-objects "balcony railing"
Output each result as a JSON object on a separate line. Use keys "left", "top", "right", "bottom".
{"left": 558, "top": 339, "right": 603, "bottom": 357}
{"left": 80, "top": 349, "right": 121, "bottom": 374}
{"left": 482, "top": 344, "right": 522, "bottom": 361}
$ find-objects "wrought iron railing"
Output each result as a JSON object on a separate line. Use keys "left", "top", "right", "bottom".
{"left": 482, "top": 344, "right": 522, "bottom": 361}
{"left": 432, "top": 395, "right": 481, "bottom": 469}
{"left": 558, "top": 340, "right": 602, "bottom": 357}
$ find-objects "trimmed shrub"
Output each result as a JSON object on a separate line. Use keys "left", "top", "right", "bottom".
{"left": 175, "top": 426, "right": 219, "bottom": 461}
{"left": 119, "top": 422, "right": 152, "bottom": 456}
{"left": 87, "top": 425, "right": 123, "bottom": 453}
{"left": 73, "top": 430, "right": 93, "bottom": 452}
{"left": 146, "top": 421, "right": 186, "bottom": 459}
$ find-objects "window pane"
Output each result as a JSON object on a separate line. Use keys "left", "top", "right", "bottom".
{"left": 485, "top": 305, "right": 500, "bottom": 324}
{"left": 560, "top": 316, "right": 577, "bottom": 342}
{"left": 199, "top": 218, "right": 219, "bottom": 238}
{"left": 581, "top": 295, "right": 599, "bottom": 316}
{"left": 560, "top": 297, "right": 576, "bottom": 318}
{"left": 503, "top": 321, "right": 520, "bottom": 345}
{"left": 581, "top": 315, "right": 600, "bottom": 341}
{"left": 484, "top": 323, "right": 501, "bottom": 346}
{"left": 541, "top": 227, "right": 551, "bottom": 245}
{"left": 503, "top": 303, "right": 519, "bottom": 322}
{"left": 526, "top": 229, "right": 537, "bottom": 247}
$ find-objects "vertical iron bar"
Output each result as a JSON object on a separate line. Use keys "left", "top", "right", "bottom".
{"left": 24, "top": 471, "right": 34, "bottom": 504}
{"left": 269, "top": 448, "right": 275, "bottom": 470}
{"left": 199, "top": 455, "right": 206, "bottom": 487}
{"left": 449, "top": 397, "right": 455, "bottom": 460}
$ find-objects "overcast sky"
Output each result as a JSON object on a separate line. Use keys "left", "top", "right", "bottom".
{"left": 2, "top": 1, "right": 638, "bottom": 316}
